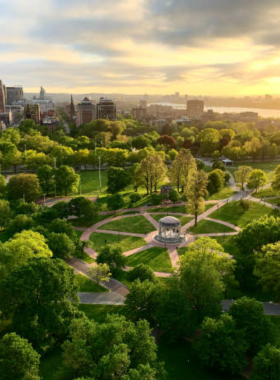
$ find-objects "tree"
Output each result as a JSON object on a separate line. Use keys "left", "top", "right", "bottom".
{"left": 0, "top": 333, "right": 41, "bottom": 380}
{"left": 194, "top": 314, "right": 247, "bottom": 374}
{"left": 55, "top": 165, "right": 80, "bottom": 196}
{"left": 272, "top": 164, "right": 280, "bottom": 194}
{"left": 37, "top": 165, "right": 54, "bottom": 195}
{"left": 169, "top": 149, "right": 196, "bottom": 192}
{"left": 7, "top": 174, "right": 41, "bottom": 202}
{"left": 207, "top": 169, "right": 225, "bottom": 194}
{"left": 0, "top": 173, "right": 6, "bottom": 196}
{"left": 47, "top": 232, "right": 76, "bottom": 260}
{"left": 125, "top": 280, "right": 162, "bottom": 325}
{"left": 179, "top": 238, "right": 234, "bottom": 323}
{"left": 107, "top": 167, "right": 129, "bottom": 194}
{"left": 68, "top": 197, "right": 99, "bottom": 219}
{"left": 106, "top": 193, "right": 125, "bottom": 212}
{"left": 157, "top": 135, "right": 176, "bottom": 150}
{"left": 137, "top": 154, "right": 167, "bottom": 194}
{"left": 52, "top": 201, "right": 70, "bottom": 219}
{"left": 127, "top": 264, "right": 157, "bottom": 283}
{"left": 186, "top": 168, "right": 208, "bottom": 226}
{"left": 0, "top": 257, "right": 82, "bottom": 353}
{"left": 0, "top": 199, "right": 11, "bottom": 228}
{"left": 235, "top": 166, "right": 252, "bottom": 190}
{"left": 96, "top": 245, "right": 126, "bottom": 274}
{"left": 88, "top": 263, "right": 111, "bottom": 285}
{"left": 1, "top": 230, "right": 52, "bottom": 275}
{"left": 212, "top": 160, "right": 225, "bottom": 171}
{"left": 62, "top": 314, "right": 165, "bottom": 379}
{"left": 3, "top": 148, "right": 22, "bottom": 173}
{"left": 6, "top": 214, "right": 34, "bottom": 237}
{"left": 229, "top": 297, "right": 275, "bottom": 354}
{"left": 251, "top": 345, "right": 280, "bottom": 380}
{"left": 168, "top": 189, "right": 179, "bottom": 203}
{"left": 129, "top": 192, "right": 141, "bottom": 206}
{"left": 198, "top": 128, "right": 220, "bottom": 155}
{"left": 247, "top": 169, "right": 267, "bottom": 192}
{"left": 254, "top": 242, "right": 280, "bottom": 300}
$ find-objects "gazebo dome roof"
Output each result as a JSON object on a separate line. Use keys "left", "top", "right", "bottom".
{"left": 159, "top": 216, "right": 180, "bottom": 227}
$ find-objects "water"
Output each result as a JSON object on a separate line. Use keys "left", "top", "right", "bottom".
{"left": 149, "top": 103, "right": 280, "bottom": 119}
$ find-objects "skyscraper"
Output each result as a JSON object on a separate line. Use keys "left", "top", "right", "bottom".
{"left": 186, "top": 99, "right": 204, "bottom": 119}
{"left": 6, "top": 86, "right": 23, "bottom": 105}
{"left": 96, "top": 97, "right": 117, "bottom": 120}
{"left": 76, "top": 97, "right": 95, "bottom": 126}
{"left": 0, "top": 80, "right": 6, "bottom": 113}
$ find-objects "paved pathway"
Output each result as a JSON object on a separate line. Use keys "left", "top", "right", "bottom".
{"left": 79, "top": 292, "right": 125, "bottom": 305}
{"left": 222, "top": 300, "right": 280, "bottom": 316}
{"left": 123, "top": 245, "right": 153, "bottom": 257}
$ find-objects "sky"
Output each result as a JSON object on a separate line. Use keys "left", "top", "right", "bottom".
{"left": 1, "top": 0, "right": 280, "bottom": 96}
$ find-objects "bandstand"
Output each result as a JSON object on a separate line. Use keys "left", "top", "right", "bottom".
{"left": 155, "top": 216, "right": 185, "bottom": 244}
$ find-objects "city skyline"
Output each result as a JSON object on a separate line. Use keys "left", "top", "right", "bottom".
{"left": 1, "top": 0, "right": 280, "bottom": 95}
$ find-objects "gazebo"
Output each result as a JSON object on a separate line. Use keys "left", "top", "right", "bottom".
{"left": 155, "top": 216, "right": 185, "bottom": 244}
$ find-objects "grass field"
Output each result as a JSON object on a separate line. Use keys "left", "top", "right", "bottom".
{"left": 207, "top": 187, "right": 235, "bottom": 201}
{"left": 69, "top": 214, "right": 110, "bottom": 228}
{"left": 150, "top": 213, "right": 193, "bottom": 226}
{"left": 149, "top": 204, "right": 214, "bottom": 214}
{"left": 89, "top": 232, "right": 146, "bottom": 253}
{"left": 264, "top": 197, "right": 280, "bottom": 206}
{"left": 189, "top": 220, "right": 235, "bottom": 234}
{"left": 79, "top": 170, "right": 108, "bottom": 195}
{"left": 74, "top": 274, "right": 108, "bottom": 293}
{"left": 210, "top": 235, "right": 241, "bottom": 258}
{"left": 98, "top": 215, "right": 156, "bottom": 234}
{"left": 229, "top": 161, "right": 280, "bottom": 181}
{"left": 209, "top": 201, "right": 274, "bottom": 227}
{"left": 252, "top": 187, "right": 278, "bottom": 198}
{"left": 79, "top": 304, "right": 126, "bottom": 322}
{"left": 126, "top": 247, "right": 173, "bottom": 273}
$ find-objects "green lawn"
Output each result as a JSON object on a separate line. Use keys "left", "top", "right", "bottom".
{"left": 189, "top": 220, "right": 235, "bottom": 234}
{"left": 40, "top": 348, "right": 73, "bottom": 380}
{"left": 207, "top": 186, "right": 235, "bottom": 201}
{"left": 210, "top": 235, "right": 241, "bottom": 258}
{"left": 89, "top": 232, "right": 146, "bottom": 253}
{"left": 265, "top": 197, "right": 280, "bottom": 206}
{"left": 149, "top": 205, "right": 187, "bottom": 213}
{"left": 126, "top": 247, "right": 173, "bottom": 273}
{"left": 98, "top": 215, "right": 156, "bottom": 234}
{"left": 150, "top": 214, "right": 193, "bottom": 226}
{"left": 79, "top": 170, "right": 108, "bottom": 195}
{"left": 252, "top": 187, "right": 278, "bottom": 198}
{"left": 69, "top": 214, "right": 110, "bottom": 228}
{"left": 209, "top": 201, "right": 274, "bottom": 228}
{"left": 230, "top": 161, "right": 280, "bottom": 181}
{"left": 79, "top": 304, "right": 125, "bottom": 323}
{"left": 158, "top": 341, "right": 243, "bottom": 380}
{"left": 75, "top": 274, "right": 108, "bottom": 292}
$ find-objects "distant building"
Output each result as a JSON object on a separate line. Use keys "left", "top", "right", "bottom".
{"left": 69, "top": 95, "right": 76, "bottom": 122}
{"left": 139, "top": 100, "right": 147, "bottom": 108}
{"left": 30, "top": 87, "right": 55, "bottom": 118}
{"left": 0, "top": 121, "right": 6, "bottom": 132}
{"left": 0, "top": 80, "right": 6, "bottom": 113}
{"left": 132, "top": 106, "right": 147, "bottom": 120}
{"left": 0, "top": 111, "right": 12, "bottom": 126}
{"left": 42, "top": 117, "right": 60, "bottom": 132}
{"left": 5, "top": 105, "right": 24, "bottom": 123}
{"left": 149, "top": 119, "right": 168, "bottom": 133}
{"left": 76, "top": 97, "right": 96, "bottom": 126}
{"left": 96, "top": 97, "right": 117, "bottom": 120}
{"left": 25, "top": 104, "right": 41, "bottom": 124}
{"left": 161, "top": 186, "right": 174, "bottom": 199}
{"left": 187, "top": 100, "right": 204, "bottom": 119}
{"left": 6, "top": 86, "right": 23, "bottom": 105}
{"left": 239, "top": 112, "right": 258, "bottom": 123}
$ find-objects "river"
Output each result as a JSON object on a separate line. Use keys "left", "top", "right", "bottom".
{"left": 149, "top": 103, "right": 280, "bottom": 119}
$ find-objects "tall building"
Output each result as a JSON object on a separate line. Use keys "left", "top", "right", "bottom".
{"left": 25, "top": 104, "right": 41, "bottom": 124}
{"left": 6, "top": 86, "right": 23, "bottom": 105}
{"left": 30, "top": 87, "right": 55, "bottom": 117}
{"left": 76, "top": 97, "right": 95, "bottom": 126}
{"left": 96, "top": 97, "right": 117, "bottom": 120}
{"left": 132, "top": 106, "right": 147, "bottom": 120}
{"left": 186, "top": 100, "right": 204, "bottom": 119}
{"left": 0, "top": 80, "right": 6, "bottom": 113}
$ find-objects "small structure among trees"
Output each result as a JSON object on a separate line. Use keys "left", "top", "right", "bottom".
{"left": 155, "top": 216, "right": 185, "bottom": 244}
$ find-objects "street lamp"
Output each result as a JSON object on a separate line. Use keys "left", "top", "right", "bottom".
{"left": 98, "top": 156, "right": 102, "bottom": 194}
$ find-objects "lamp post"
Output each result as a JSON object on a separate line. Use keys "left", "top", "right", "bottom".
{"left": 98, "top": 156, "right": 102, "bottom": 194}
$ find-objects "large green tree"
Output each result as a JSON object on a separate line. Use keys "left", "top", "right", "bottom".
{"left": 37, "top": 164, "right": 54, "bottom": 195}
{"left": 247, "top": 169, "right": 267, "bottom": 192}
{"left": 168, "top": 149, "right": 196, "bottom": 192}
{"left": 55, "top": 165, "right": 80, "bottom": 196}
{"left": 195, "top": 314, "right": 247, "bottom": 374}
{"left": 229, "top": 297, "right": 275, "bottom": 354}
{"left": 96, "top": 245, "right": 126, "bottom": 274}
{"left": 251, "top": 344, "right": 280, "bottom": 380}
{"left": 0, "top": 199, "right": 11, "bottom": 228}
{"left": 107, "top": 166, "right": 130, "bottom": 194}
{"left": 7, "top": 174, "right": 41, "bottom": 202}
{"left": 185, "top": 168, "right": 208, "bottom": 226}
{"left": 62, "top": 314, "right": 166, "bottom": 380}
{"left": 0, "top": 333, "right": 41, "bottom": 380}
{"left": 0, "top": 257, "right": 82, "bottom": 353}
{"left": 235, "top": 166, "right": 252, "bottom": 190}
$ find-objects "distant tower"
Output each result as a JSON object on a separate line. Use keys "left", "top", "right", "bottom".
{"left": 0, "top": 80, "right": 6, "bottom": 113}
{"left": 39, "top": 86, "right": 46, "bottom": 100}
{"left": 69, "top": 95, "right": 76, "bottom": 121}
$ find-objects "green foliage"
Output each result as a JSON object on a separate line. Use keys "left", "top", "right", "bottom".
{"left": 55, "top": 165, "right": 80, "bottom": 195}
{"left": 0, "top": 257, "right": 81, "bottom": 353}
{"left": 6, "top": 214, "right": 34, "bottom": 237}
{"left": 207, "top": 169, "right": 225, "bottom": 194}
{"left": 0, "top": 332, "right": 41, "bottom": 380}
{"left": 107, "top": 166, "right": 130, "bottom": 193}
{"left": 229, "top": 297, "right": 275, "bottom": 354}
{"left": 129, "top": 192, "right": 141, "bottom": 205}
{"left": 106, "top": 193, "right": 125, "bottom": 211}
{"left": 195, "top": 314, "right": 247, "bottom": 374}
{"left": 96, "top": 245, "right": 126, "bottom": 274}
{"left": 247, "top": 169, "right": 267, "bottom": 192}
{"left": 0, "top": 199, "right": 11, "bottom": 228}
{"left": 254, "top": 241, "right": 280, "bottom": 299}
{"left": 239, "top": 199, "right": 251, "bottom": 211}
{"left": 186, "top": 168, "right": 208, "bottom": 225}
{"left": 168, "top": 189, "right": 179, "bottom": 202}
{"left": 47, "top": 232, "right": 76, "bottom": 259}
{"left": 150, "top": 193, "right": 163, "bottom": 206}
{"left": 62, "top": 314, "right": 165, "bottom": 379}
{"left": 127, "top": 264, "right": 157, "bottom": 283}
{"left": 251, "top": 344, "right": 280, "bottom": 380}
{"left": 235, "top": 166, "right": 252, "bottom": 190}
{"left": 7, "top": 173, "right": 41, "bottom": 202}
{"left": 37, "top": 164, "right": 54, "bottom": 195}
